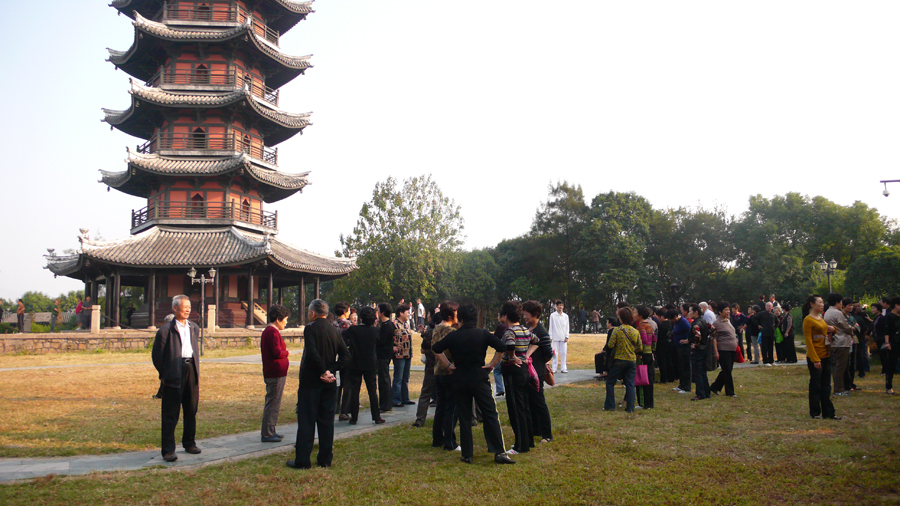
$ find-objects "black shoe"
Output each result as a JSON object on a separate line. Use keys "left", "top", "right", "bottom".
{"left": 393, "top": 403, "right": 404, "bottom": 408}
{"left": 162, "top": 452, "right": 177, "bottom": 462}
{"left": 274, "top": 433, "right": 284, "bottom": 439}
{"left": 431, "top": 443, "right": 443, "bottom": 448}
{"left": 185, "top": 446, "right": 201, "bottom": 454}
{"left": 261, "top": 435, "right": 283, "bottom": 443}
{"left": 828, "top": 416, "right": 843, "bottom": 421}
{"left": 460, "top": 456, "right": 473, "bottom": 464}
{"left": 811, "top": 415, "right": 822, "bottom": 419}
{"left": 374, "top": 418, "right": 386, "bottom": 424}
{"left": 317, "top": 462, "right": 331, "bottom": 468}
{"left": 348, "top": 420, "right": 357, "bottom": 425}
{"left": 404, "top": 401, "right": 416, "bottom": 405}
{"left": 711, "top": 390, "right": 719, "bottom": 395}
{"left": 381, "top": 409, "right": 393, "bottom": 413}
{"left": 411, "top": 421, "right": 423, "bottom": 428}
{"left": 494, "top": 453, "right": 516, "bottom": 464}
{"left": 286, "top": 460, "right": 310, "bottom": 470}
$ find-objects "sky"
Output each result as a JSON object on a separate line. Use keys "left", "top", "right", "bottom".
{"left": 1, "top": 0, "right": 899, "bottom": 300}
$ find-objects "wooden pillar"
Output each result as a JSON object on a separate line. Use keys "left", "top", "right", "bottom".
{"left": 213, "top": 270, "right": 219, "bottom": 329}
{"left": 113, "top": 269, "right": 121, "bottom": 329}
{"left": 267, "top": 271, "right": 274, "bottom": 309}
{"left": 299, "top": 276, "right": 306, "bottom": 326}
{"left": 104, "top": 277, "right": 112, "bottom": 328}
{"left": 246, "top": 267, "right": 255, "bottom": 328}
{"left": 315, "top": 276, "right": 320, "bottom": 300}
{"left": 83, "top": 278, "right": 91, "bottom": 302}
{"left": 148, "top": 271, "right": 157, "bottom": 330}
{"left": 278, "top": 287, "right": 283, "bottom": 306}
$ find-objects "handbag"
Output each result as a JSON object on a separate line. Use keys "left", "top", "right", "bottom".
{"left": 735, "top": 345, "right": 745, "bottom": 363}
{"left": 635, "top": 364, "right": 650, "bottom": 386}
{"left": 705, "top": 346, "right": 718, "bottom": 371}
{"left": 545, "top": 367, "right": 556, "bottom": 386}
{"left": 775, "top": 327, "right": 784, "bottom": 344}
{"left": 526, "top": 357, "right": 540, "bottom": 392}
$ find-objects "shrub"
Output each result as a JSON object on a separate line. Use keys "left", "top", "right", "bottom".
{"left": 30, "top": 323, "right": 50, "bottom": 334}
{"left": 0, "top": 323, "right": 15, "bottom": 334}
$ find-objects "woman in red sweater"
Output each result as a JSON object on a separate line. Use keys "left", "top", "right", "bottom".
{"left": 260, "top": 305, "right": 291, "bottom": 442}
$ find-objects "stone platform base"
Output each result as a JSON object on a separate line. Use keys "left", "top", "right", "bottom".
{"left": 0, "top": 327, "right": 305, "bottom": 354}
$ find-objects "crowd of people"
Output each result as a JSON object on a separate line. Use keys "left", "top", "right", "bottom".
{"left": 149, "top": 291, "right": 899, "bottom": 467}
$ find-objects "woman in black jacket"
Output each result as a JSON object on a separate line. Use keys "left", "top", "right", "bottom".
{"left": 523, "top": 300, "right": 554, "bottom": 443}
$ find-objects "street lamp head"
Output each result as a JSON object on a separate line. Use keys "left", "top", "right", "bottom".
{"left": 208, "top": 267, "right": 216, "bottom": 279}
{"left": 187, "top": 266, "right": 197, "bottom": 279}
{"left": 829, "top": 258, "right": 838, "bottom": 270}
{"left": 884, "top": 182, "right": 891, "bottom": 197}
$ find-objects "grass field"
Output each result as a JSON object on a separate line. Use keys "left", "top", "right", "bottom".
{"left": 1, "top": 364, "right": 898, "bottom": 505}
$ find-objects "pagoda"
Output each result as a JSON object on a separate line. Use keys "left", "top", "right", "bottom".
{"left": 45, "top": 0, "right": 355, "bottom": 329}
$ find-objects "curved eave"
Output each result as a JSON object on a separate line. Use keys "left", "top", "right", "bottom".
{"left": 102, "top": 150, "right": 310, "bottom": 203}
{"left": 103, "top": 80, "right": 311, "bottom": 144}
{"left": 110, "top": 0, "right": 314, "bottom": 34}
{"left": 45, "top": 255, "right": 84, "bottom": 279}
{"left": 108, "top": 13, "right": 313, "bottom": 88}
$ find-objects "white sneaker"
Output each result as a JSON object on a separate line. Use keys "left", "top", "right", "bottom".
{"left": 676, "top": 389, "right": 691, "bottom": 394}
{"left": 766, "top": 363, "right": 773, "bottom": 367}
{"left": 672, "top": 387, "right": 681, "bottom": 391}
{"left": 561, "top": 370, "right": 568, "bottom": 373}
{"left": 507, "top": 449, "right": 519, "bottom": 455}
{"left": 454, "top": 446, "right": 462, "bottom": 451}
{"left": 634, "top": 406, "right": 644, "bottom": 410}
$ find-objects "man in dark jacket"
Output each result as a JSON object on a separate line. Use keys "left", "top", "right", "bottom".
{"left": 375, "top": 303, "right": 395, "bottom": 414}
{"left": 288, "top": 299, "right": 350, "bottom": 470}
{"left": 151, "top": 295, "right": 201, "bottom": 462}
{"left": 432, "top": 303, "right": 514, "bottom": 465}
{"left": 342, "top": 307, "right": 385, "bottom": 425}
{"left": 756, "top": 302, "right": 777, "bottom": 365}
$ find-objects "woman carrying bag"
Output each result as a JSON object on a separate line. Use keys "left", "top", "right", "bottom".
{"left": 603, "top": 308, "right": 642, "bottom": 413}
{"left": 634, "top": 305, "right": 656, "bottom": 409}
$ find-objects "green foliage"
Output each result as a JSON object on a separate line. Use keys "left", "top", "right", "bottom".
{"left": 332, "top": 175, "right": 464, "bottom": 305}
{"left": 845, "top": 246, "right": 900, "bottom": 299}
{"left": 0, "top": 323, "right": 15, "bottom": 334}
{"left": 30, "top": 323, "right": 50, "bottom": 334}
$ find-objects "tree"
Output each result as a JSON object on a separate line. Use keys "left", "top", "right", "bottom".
{"left": 530, "top": 182, "right": 590, "bottom": 308}
{"left": 332, "top": 175, "right": 464, "bottom": 305}
{"left": 577, "top": 191, "right": 653, "bottom": 315}
{"left": 435, "top": 248, "right": 499, "bottom": 326}
{"left": 845, "top": 247, "right": 900, "bottom": 299}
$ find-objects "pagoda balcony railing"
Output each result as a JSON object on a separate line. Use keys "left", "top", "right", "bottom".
{"left": 155, "top": 3, "right": 280, "bottom": 46}
{"left": 132, "top": 201, "right": 278, "bottom": 230}
{"left": 146, "top": 68, "right": 279, "bottom": 106}
{"left": 138, "top": 133, "right": 278, "bottom": 165}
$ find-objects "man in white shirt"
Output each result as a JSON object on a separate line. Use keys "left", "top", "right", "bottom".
{"left": 151, "top": 294, "right": 202, "bottom": 462}
{"left": 416, "top": 299, "right": 425, "bottom": 329}
{"left": 701, "top": 302, "right": 716, "bottom": 326}
{"left": 549, "top": 300, "right": 569, "bottom": 373}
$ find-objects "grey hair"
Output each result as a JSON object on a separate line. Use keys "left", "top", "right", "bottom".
{"left": 164, "top": 314, "right": 175, "bottom": 323}
{"left": 308, "top": 299, "right": 329, "bottom": 317}
{"left": 172, "top": 295, "right": 190, "bottom": 311}
{"left": 699, "top": 302, "right": 708, "bottom": 310}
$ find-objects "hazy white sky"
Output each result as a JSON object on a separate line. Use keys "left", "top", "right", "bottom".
{"left": 2, "top": 0, "right": 899, "bottom": 299}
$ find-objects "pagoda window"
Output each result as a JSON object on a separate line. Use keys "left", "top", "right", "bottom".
{"left": 194, "top": 64, "right": 210, "bottom": 85}
{"left": 189, "top": 193, "right": 205, "bottom": 218}
{"left": 196, "top": 3, "right": 212, "bottom": 22}
{"left": 241, "top": 198, "right": 251, "bottom": 222}
{"left": 191, "top": 127, "right": 207, "bottom": 149}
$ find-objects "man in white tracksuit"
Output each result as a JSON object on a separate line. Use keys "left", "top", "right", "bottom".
{"left": 549, "top": 300, "right": 569, "bottom": 373}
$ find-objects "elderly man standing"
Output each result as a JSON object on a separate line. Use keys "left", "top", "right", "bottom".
{"left": 288, "top": 299, "right": 349, "bottom": 470}
{"left": 824, "top": 294, "right": 854, "bottom": 396}
{"left": 151, "top": 295, "right": 201, "bottom": 462}
{"left": 756, "top": 303, "right": 777, "bottom": 366}
{"left": 701, "top": 302, "right": 716, "bottom": 326}
{"left": 549, "top": 300, "right": 570, "bottom": 373}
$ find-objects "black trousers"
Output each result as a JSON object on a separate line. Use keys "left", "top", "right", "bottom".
{"left": 880, "top": 347, "right": 899, "bottom": 391}
{"left": 807, "top": 357, "right": 836, "bottom": 419}
{"left": 17, "top": 314, "right": 24, "bottom": 333}
{"left": 453, "top": 376, "right": 505, "bottom": 459}
{"left": 160, "top": 360, "right": 198, "bottom": 456}
{"left": 710, "top": 350, "right": 735, "bottom": 396}
{"left": 656, "top": 341, "right": 674, "bottom": 383}
{"left": 415, "top": 362, "right": 436, "bottom": 424}
{"left": 691, "top": 349, "right": 709, "bottom": 399}
{"left": 335, "top": 370, "right": 353, "bottom": 415}
{"left": 761, "top": 334, "right": 775, "bottom": 364}
{"left": 501, "top": 364, "right": 532, "bottom": 453}
{"left": 294, "top": 386, "right": 337, "bottom": 468}
{"left": 676, "top": 346, "right": 692, "bottom": 391}
{"left": 377, "top": 358, "right": 393, "bottom": 413}
{"left": 637, "top": 353, "right": 654, "bottom": 408}
{"left": 739, "top": 331, "right": 752, "bottom": 361}
{"left": 347, "top": 369, "right": 380, "bottom": 422}
{"left": 528, "top": 374, "right": 552, "bottom": 440}
{"left": 433, "top": 375, "right": 458, "bottom": 449}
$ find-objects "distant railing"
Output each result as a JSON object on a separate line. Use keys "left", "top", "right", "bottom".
{"left": 132, "top": 201, "right": 277, "bottom": 229}
{"left": 155, "top": 3, "right": 280, "bottom": 46}
{"left": 137, "top": 133, "right": 277, "bottom": 165}
{"left": 145, "top": 67, "right": 279, "bottom": 106}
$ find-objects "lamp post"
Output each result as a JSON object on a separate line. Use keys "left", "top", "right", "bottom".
{"left": 188, "top": 266, "right": 216, "bottom": 356}
{"left": 817, "top": 255, "right": 837, "bottom": 294}
{"left": 669, "top": 283, "right": 680, "bottom": 305}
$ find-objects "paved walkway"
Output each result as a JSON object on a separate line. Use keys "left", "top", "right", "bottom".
{"left": 0, "top": 356, "right": 806, "bottom": 483}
